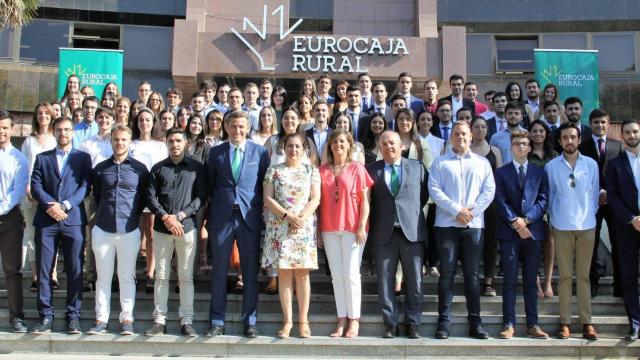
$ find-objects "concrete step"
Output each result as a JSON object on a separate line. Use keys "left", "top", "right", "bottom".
{"left": 0, "top": 291, "right": 627, "bottom": 316}
{"left": 0, "top": 332, "right": 637, "bottom": 358}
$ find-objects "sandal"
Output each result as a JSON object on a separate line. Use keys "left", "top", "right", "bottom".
{"left": 145, "top": 276, "right": 154, "bottom": 294}
{"left": 276, "top": 322, "right": 293, "bottom": 338}
{"left": 344, "top": 318, "right": 359, "bottom": 338}
{"left": 329, "top": 317, "right": 347, "bottom": 337}
{"left": 298, "top": 322, "right": 311, "bottom": 338}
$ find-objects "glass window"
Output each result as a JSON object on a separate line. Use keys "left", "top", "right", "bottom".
{"left": 72, "top": 23, "right": 120, "bottom": 50}
{"left": 541, "top": 33, "right": 588, "bottom": 50}
{"left": 495, "top": 37, "right": 538, "bottom": 73}
{"left": 593, "top": 33, "right": 635, "bottom": 72}
{"left": 290, "top": 0, "right": 333, "bottom": 19}
{"left": 19, "top": 20, "right": 70, "bottom": 63}
{"left": 122, "top": 26, "right": 172, "bottom": 71}
{"left": 0, "top": 28, "right": 15, "bottom": 59}
{"left": 467, "top": 34, "right": 493, "bottom": 75}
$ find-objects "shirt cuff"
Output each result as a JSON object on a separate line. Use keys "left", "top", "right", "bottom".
{"left": 63, "top": 200, "right": 72, "bottom": 211}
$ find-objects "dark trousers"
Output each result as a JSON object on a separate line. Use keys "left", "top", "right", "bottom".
{"left": 35, "top": 222, "right": 85, "bottom": 320}
{"left": 209, "top": 209, "right": 260, "bottom": 326}
{"left": 436, "top": 226, "right": 483, "bottom": 326}
{"left": 0, "top": 207, "right": 25, "bottom": 321}
{"left": 483, "top": 202, "right": 498, "bottom": 279}
{"left": 425, "top": 204, "right": 438, "bottom": 268}
{"left": 500, "top": 237, "right": 542, "bottom": 327}
{"left": 615, "top": 225, "right": 640, "bottom": 330}
{"left": 590, "top": 205, "right": 620, "bottom": 293}
{"left": 375, "top": 227, "right": 424, "bottom": 327}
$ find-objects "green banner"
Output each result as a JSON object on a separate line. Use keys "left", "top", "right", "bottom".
{"left": 58, "top": 48, "right": 123, "bottom": 100}
{"left": 534, "top": 49, "right": 599, "bottom": 124}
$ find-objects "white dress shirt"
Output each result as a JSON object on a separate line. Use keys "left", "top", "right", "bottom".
{"left": 383, "top": 159, "right": 402, "bottom": 194}
{"left": 0, "top": 144, "right": 28, "bottom": 215}
{"left": 428, "top": 149, "right": 496, "bottom": 228}
{"left": 419, "top": 133, "right": 445, "bottom": 163}
{"left": 79, "top": 133, "right": 113, "bottom": 168}
{"left": 544, "top": 153, "right": 599, "bottom": 231}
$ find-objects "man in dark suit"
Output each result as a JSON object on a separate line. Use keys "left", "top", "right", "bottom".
{"left": 494, "top": 129, "right": 550, "bottom": 339}
{"left": 578, "top": 109, "right": 624, "bottom": 297}
{"left": 396, "top": 72, "right": 423, "bottom": 115}
{"left": 431, "top": 100, "right": 454, "bottom": 141}
{"left": 206, "top": 111, "right": 270, "bottom": 338}
{"left": 482, "top": 91, "right": 508, "bottom": 142}
{"left": 366, "top": 130, "right": 428, "bottom": 339}
{"left": 30, "top": 117, "right": 92, "bottom": 334}
{"left": 343, "top": 86, "right": 370, "bottom": 141}
{"left": 605, "top": 119, "right": 640, "bottom": 341}
{"left": 440, "top": 74, "right": 476, "bottom": 122}
{"left": 552, "top": 97, "right": 592, "bottom": 153}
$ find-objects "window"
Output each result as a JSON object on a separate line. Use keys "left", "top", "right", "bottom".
{"left": 495, "top": 36, "right": 538, "bottom": 73}
{"left": 72, "top": 23, "right": 120, "bottom": 50}
{"left": 541, "top": 33, "right": 588, "bottom": 50}
{"left": 467, "top": 34, "right": 493, "bottom": 75}
{"left": 19, "top": 19, "right": 70, "bottom": 63}
{"left": 290, "top": 0, "right": 333, "bottom": 19}
{"left": 592, "top": 33, "right": 635, "bottom": 72}
{"left": 0, "top": 28, "right": 15, "bottom": 59}
{"left": 122, "top": 26, "right": 172, "bottom": 70}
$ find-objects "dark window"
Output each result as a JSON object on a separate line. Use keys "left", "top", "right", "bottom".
{"left": 290, "top": 0, "right": 334, "bottom": 19}
{"left": 495, "top": 36, "right": 538, "bottom": 73}
{"left": 19, "top": 19, "right": 70, "bottom": 63}
{"left": 72, "top": 23, "right": 120, "bottom": 50}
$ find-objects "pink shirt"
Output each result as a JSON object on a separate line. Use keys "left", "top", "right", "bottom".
{"left": 319, "top": 162, "right": 374, "bottom": 233}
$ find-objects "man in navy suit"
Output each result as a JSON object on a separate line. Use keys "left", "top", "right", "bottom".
{"left": 605, "top": 119, "right": 640, "bottom": 341}
{"left": 494, "top": 129, "right": 549, "bottom": 339}
{"left": 440, "top": 74, "right": 476, "bottom": 122}
{"left": 396, "top": 72, "right": 423, "bottom": 115}
{"left": 206, "top": 111, "right": 269, "bottom": 338}
{"left": 30, "top": 117, "right": 92, "bottom": 334}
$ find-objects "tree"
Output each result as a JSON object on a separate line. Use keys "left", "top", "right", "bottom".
{"left": 0, "top": 0, "right": 39, "bottom": 31}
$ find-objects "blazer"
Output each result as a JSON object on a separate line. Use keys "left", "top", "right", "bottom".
{"left": 483, "top": 116, "right": 499, "bottom": 142}
{"left": 578, "top": 136, "right": 624, "bottom": 190}
{"left": 368, "top": 106, "right": 395, "bottom": 130}
{"left": 606, "top": 152, "right": 640, "bottom": 228}
{"left": 407, "top": 95, "right": 424, "bottom": 116}
{"left": 340, "top": 110, "right": 370, "bottom": 141}
{"left": 366, "top": 158, "right": 428, "bottom": 245}
{"left": 494, "top": 162, "right": 549, "bottom": 240}
{"left": 440, "top": 95, "right": 477, "bottom": 118}
{"left": 206, "top": 140, "right": 270, "bottom": 231}
{"left": 430, "top": 119, "right": 455, "bottom": 140}
{"left": 30, "top": 148, "right": 92, "bottom": 227}
{"left": 305, "top": 127, "right": 333, "bottom": 155}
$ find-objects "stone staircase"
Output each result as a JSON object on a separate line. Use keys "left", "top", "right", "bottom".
{"left": 0, "top": 253, "right": 637, "bottom": 358}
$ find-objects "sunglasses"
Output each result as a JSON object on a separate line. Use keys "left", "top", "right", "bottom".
{"left": 569, "top": 173, "right": 576, "bottom": 188}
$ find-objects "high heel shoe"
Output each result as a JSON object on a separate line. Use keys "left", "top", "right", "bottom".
{"left": 329, "top": 317, "right": 347, "bottom": 337}
{"left": 276, "top": 322, "right": 293, "bottom": 338}
{"left": 344, "top": 318, "right": 359, "bottom": 338}
{"left": 298, "top": 322, "right": 311, "bottom": 338}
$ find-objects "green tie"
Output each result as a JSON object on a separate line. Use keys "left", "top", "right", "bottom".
{"left": 390, "top": 165, "right": 400, "bottom": 197}
{"left": 232, "top": 146, "right": 242, "bottom": 182}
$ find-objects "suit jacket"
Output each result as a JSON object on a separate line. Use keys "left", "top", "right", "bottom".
{"left": 494, "top": 162, "right": 549, "bottom": 240}
{"left": 305, "top": 127, "right": 333, "bottom": 155}
{"left": 30, "top": 148, "right": 92, "bottom": 227}
{"left": 366, "top": 158, "right": 428, "bottom": 245}
{"left": 430, "top": 119, "right": 455, "bottom": 140}
{"left": 578, "top": 136, "right": 624, "bottom": 190}
{"left": 606, "top": 152, "right": 640, "bottom": 228}
{"left": 340, "top": 109, "right": 370, "bottom": 141}
{"left": 553, "top": 123, "right": 592, "bottom": 153}
{"left": 368, "top": 106, "right": 394, "bottom": 129}
{"left": 206, "top": 141, "right": 270, "bottom": 231}
{"left": 440, "top": 95, "right": 477, "bottom": 118}
{"left": 483, "top": 117, "right": 499, "bottom": 142}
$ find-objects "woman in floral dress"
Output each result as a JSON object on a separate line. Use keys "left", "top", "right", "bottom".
{"left": 263, "top": 132, "right": 321, "bottom": 339}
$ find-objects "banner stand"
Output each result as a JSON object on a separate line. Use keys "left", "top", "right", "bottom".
{"left": 58, "top": 48, "right": 124, "bottom": 101}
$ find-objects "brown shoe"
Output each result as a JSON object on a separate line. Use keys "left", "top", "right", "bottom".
{"left": 556, "top": 324, "right": 570, "bottom": 339}
{"left": 499, "top": 325, "right": 514, "bottom": 339}
{"left": 264, "top": 277, "right": 278, "bottom": 295}
{"left": 527, "top": 325, "right": 549, "bottom": 339}
{"left": 582, "top": 324, "right": 598, "bottom": 340}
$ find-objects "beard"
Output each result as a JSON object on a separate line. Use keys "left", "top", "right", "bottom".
{"left": 625, "top": 138, "right": 640, "bottom": 148}
{"left": 562, "top": 146, "right": 577, "bottom": 155}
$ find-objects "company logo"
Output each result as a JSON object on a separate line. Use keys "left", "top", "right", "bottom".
{"left": 231, "top": 4, "right": 303, "bottom": 71}
{"left": 63, "top": 64, "right": 87, "bottom": 78}
{"left": 541, "top": 64, "right": 595, "bottom": 87}
{"left": 540, "top": 64, "right": 562, "bottom": 84}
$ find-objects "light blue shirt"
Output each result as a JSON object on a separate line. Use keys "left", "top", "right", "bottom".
{"left": 347, "top": 109, "right": 361, "bottom": 140}
{"left": 242, "top": 104, "right": 262, "bottom": 132}
{"left": 0, "top": 144, "right": 28, "bottom": 215}
{"left": 428, "top": 149, "right": 496, "bottom": 228}
{"left": 312, "top": 126, "right": 330, "bottom": 155}
{"left": 383, "top": 159, "right": 402, "bottom": 194}
{"left": 214, "top": 103, "right": 229, "bottom": 113}
{"left": 490, "top": 126, "right": 524, "bottom": 165}
{"left": 72, "top": 120, "right": 98, "bottom": 148}
{"left": 544, "top": 153, "right": 599, "bottom": 231}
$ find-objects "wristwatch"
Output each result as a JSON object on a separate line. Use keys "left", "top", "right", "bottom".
{"left": 523, "top": 217, "right": 531, "bottom": 225}
{"left": 60, "top": 202, "right": 69, "bottom": 212}
{"left": 176, "top": 212, "right": 186, "bottom": 222}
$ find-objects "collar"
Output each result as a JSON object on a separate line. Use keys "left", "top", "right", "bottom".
{"left": 451, "top": 95, "right": 463, "bottom": 102}
{"left": 384, "top": 158, "right": 402, "bottom": 168}
{"left": 347, "top": 108, "right": 360, "bottom": 115}
{"left": 627, "top": 149, "right": 640, "bottom": 160}
{"left": 440, "top": 122, "right": 452, "bottom": 129}
{"left": 0, "top": 143, "right": 13, "bottom": 152}
{"left": 448, "top": 149, "right": 472, "bottom": 159}
{"left": 230, "top": 141, "right": 246, "bottom": 153}
{"left": 592, "top": 134, "right": 607, "bottom": 143}
{"left": 56, "top": 147, "right": 71, "bottom": 156}
{"left": 111, "top": 155, "right": 131, "bottom": 164}
{"left": 513, "top": 159, "right": 528, "bottom": 171}
{"left": 313, "top": 124, "right": 329, "bottom": 133}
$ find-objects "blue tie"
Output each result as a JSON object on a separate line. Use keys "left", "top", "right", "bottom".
{"left": 518, "top": 165, "right": 526, "bottom": 189}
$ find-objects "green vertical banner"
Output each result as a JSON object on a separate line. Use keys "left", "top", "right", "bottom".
{"left": 58, "top": 48, "right": 123, "bottom": 100}
{"left": 534, "top": 49, "right": 599, "bottom": 124}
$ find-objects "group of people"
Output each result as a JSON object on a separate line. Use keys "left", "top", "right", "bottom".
{"left": 0, "top": 70, "right": 639, "bottom": 343}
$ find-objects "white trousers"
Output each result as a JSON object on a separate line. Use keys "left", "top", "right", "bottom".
{"left": 92, "top": 226, "right": 141, "bottom": 323}
{"left": 152, "top": 230, "right": 196, "bottom": 325}
{"left": 322, "top": 231, "right": 365, "bottom": 318}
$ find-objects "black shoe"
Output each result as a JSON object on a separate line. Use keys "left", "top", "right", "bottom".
{"left": 175, "top": 284, "right": 180, "bottom": 294}
{"left": 10, "top": 318, "right": 27, "bottom": 333}
{"left": 31, "top": 318, "right": 53, "bottom": 334}
{"left": 144, "top": 323, "right": 166, "bottom": 336}
{"left": 614, "top": 288, "right": 624, "bottom": 298}
{"left": 469, "top": 325, "right": 490, "bottom": 340}
{"left": 244, "top": 325, "right": 258, "bottom": 338}
{"left": 382, "top": 325, "right": 399, "bottom": 338}
{"left": 206, "top": 325, "right": 225, "bottom": 337}
{"left": 145, "top": 277, "right": 154, "bottom": 294}
{"left": 435, "top": 324, "right": 449, "bottom": 339}
{"left": 406, "top": 324, "right": 421, "bottom": 339}
{"left": 626, "top": 328, "right": 639, "bottom": 342}
{"left": 83, "top": 280, "right": 95, "bottom": 292}
{"left": 112, "top": 280, "right": 119, "bottom": 293}
{"left": 66, "top": 318, "right": 82, "bottom": 334}
{"left": 181, "top": 324, "right": 197, "bottom": 337}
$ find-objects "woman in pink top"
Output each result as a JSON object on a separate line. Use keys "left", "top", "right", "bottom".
{"left": 319, "top": 129, "right": 373, "bottom": 338}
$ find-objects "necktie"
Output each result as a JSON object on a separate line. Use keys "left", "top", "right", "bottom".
{"left": 442, "top": 126, "right": 450, "bottom": 141}
{"left": 598, "top": 138, "right": 605, "bottom": 163}
{"left": 390, "top": 165, "right": 400, "bottom": 197}
{"left": 231, "top": 146, "right": 242, "bottom": 182}
{"left": 362, "top": 97, "right": 368, "bottom": 110}
{"left": 499, "top": 121, "right": 505, "bottom": 132}
{"left": 518, "top": 164, "right": 526, "bottom": 188}
{"left": 351, "top": 112, "right": 358, "bottom": 140}
{"left": 550, "top": 125, "right": 557, "bottom": 132}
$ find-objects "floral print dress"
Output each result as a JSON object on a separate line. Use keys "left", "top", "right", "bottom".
{"left": 262, "top": 163, "right": 320, "bottom": 270}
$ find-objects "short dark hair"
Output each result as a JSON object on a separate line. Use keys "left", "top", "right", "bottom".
{"left": 372, "top": 81, "right": 386, "bottom": 89}
{"left": 589, "top": 108, "right": 609, "bottom": 123}
{"left": 505, "top": 101, "right": 522, "bottom": 113}
{"left": 53, "top": 116, "right": 74, "bottom": 129}
{"left": 200, "top": 79, "right": 217, "bottom": 91}
{"left": 449, "top": 74, "right": 464, "bottom": 83}
{"left": 621, "top": 119, "right": 640, "bottom": 133}
{"left": 437, "top": 99, "right": 452, "bottom": 108}
{"left": 397, "top": 72, "right": 412, "bottom": 80}
{"left": 260, "top": 78, "right": 273, "bottom": 86}
{"left": 543, "top": 101, "right": 559, "bottom": 111}
{"left": 0, "top": 110, "right": 14, "bottom": 126}
{"left": 312, "top": 99, "right": 329, "bottom": 110}
{"left": 389, "top": 94, "right": 407, "bottom": 105}
{"left": 165, "top": 126, "right": 187, "bottom": 140}
{"left": 166, "top": 87, "right": 182, "bottom": 98}
{"left": 558, "top": 122, "right": 581, "bottom": 138}
{"left": 82, "top": 96, "right": 99, "bottom": 107}
{"left": 456, "top": 107, "right": 473, "bottom": 118}
{"left": 484, "top": 90, "right": 496, "bottom": 98}
{"left": 357, "top": 73, "right": 371, "bottom": 82}
{"left": 346, "top": 85, "right": 360, "bottom": 94}
{"left": 95, "top": 107, "right": 115, "bottom": 119}
{"left": 564, "top": 96, "right": 582, "bottom": 108}
{"left": 525, "top": 79, "right": 540, "bottom": 88}
{"left": 463, "top": 81, "right": 476, "bottom": 90}
{"left": 492, "top": 91, "right": 507, "bottom": 100}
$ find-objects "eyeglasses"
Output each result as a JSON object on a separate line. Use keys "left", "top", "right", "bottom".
{"left": 569, "top": 173, "right": 576, "bottom": 188}
{"left": 512, "top": 141, "right": 530, "bottom": 147}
